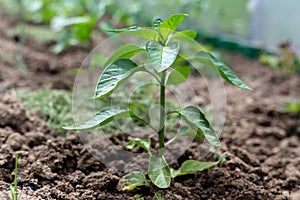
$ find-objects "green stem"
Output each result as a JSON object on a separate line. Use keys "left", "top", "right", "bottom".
{"left": 17, "top": 0, "right": 27, "bottom": 72}
{"left": 158, "top": 71, "right": 166, "bottom": 157}
{"left": 14, "top": 154, "right": 18, "bottom": 200}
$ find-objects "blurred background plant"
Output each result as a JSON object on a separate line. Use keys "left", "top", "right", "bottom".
{"left": 17, "top": 88, "right": 73, "bottom": 136}
{"left": 284, "top": 100, "right": 300, "bottom": 113}
{"left": 259, "top": 41, "right": 300, "bottom": 74}
{"left": 0, "top": 0, "right": 250, "bottom": 53}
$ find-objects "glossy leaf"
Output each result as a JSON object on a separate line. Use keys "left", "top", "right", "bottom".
{"left": 170, "top": 30, "right": 204, "bottom": 52}
{"left": 148, "top": 156, "right": 171, "bottom": 188}
{"left": 103, "top": 44, "right": 144, "bottom": 68}
{"left": 146, "top": 40, "right": 180, "bottom": 72}
{"left": 158, "top": 13, "right": 188, "bottom": 43}
{"left": 167, "top": 66, "right": 190, "bottom": 85}
{"left": 171, "top": 30, "right": 197, "bottom": 40}
{"left": 93, "top": 59, "right": 141, "bottom": 100}
{"left": 189, "top": 51, "right": 252, "bottom": 90}
{"left": 180, "top": 106, "right": 221, "bottom": 146}
{"left": 126, "top": 138, "right": 151, "bottom": 155}
{"left": 171, "top": 160, "right": 220, "bottom": 178}
{"left": 63, "top": 107, "right": 129, "bottom": 130}
{"left": 106, "top": 26, "right": 156, "bottom": 40}
{"left": 121, "top": 171, "right": 149, "bottom": 191}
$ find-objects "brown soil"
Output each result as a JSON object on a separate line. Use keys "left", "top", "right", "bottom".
{"left": 0, "top": 14, "right": 299, "bottom": 200}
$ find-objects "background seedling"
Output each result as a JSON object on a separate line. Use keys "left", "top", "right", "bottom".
{"left": 16, "top": 0, "right": 27, "bottom": 72}
{"left": 64, "top": 13, "right": 251, "bottom": 189}
{"left": 284, "top": 100, "right": 300, "bottom": 113}
{"left": 18, "top": 88, "right": 72, "bottom": 136}
{"left": 154, "top": 193, "right": 165, "bottom": 200}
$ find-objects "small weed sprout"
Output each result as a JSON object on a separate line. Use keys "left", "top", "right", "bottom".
{"left": 64, "top": 14, "right": 251, "bottom": 189}
{"left": 9, "top": 154, "right": 18, "bottom": 200}
{"left": 154, "top": 193, "right": 164, "bottom": 200}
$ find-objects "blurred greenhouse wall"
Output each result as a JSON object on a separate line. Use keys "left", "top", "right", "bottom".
{"left": 248, "top": 0, "right": 300, "bottom": 54}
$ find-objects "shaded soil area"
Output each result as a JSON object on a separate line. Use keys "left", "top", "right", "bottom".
{"left": 0, "top": 13, "right": 88, "bottom": 91}
{"left": 0, "top": 14, "right": 300, "bottom": 200}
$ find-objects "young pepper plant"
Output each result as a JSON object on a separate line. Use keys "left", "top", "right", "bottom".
{"left": 64, "top": 13, "right": 251, "bottom": 189}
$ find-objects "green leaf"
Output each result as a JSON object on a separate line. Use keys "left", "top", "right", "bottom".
{"left": 93, "top": 59, "right": 141, "bottom": 100}
{"left": 171, "top": 30, "right": 197, "bottom": 40}
{"left": 146, "top": 41, "right": 180, "bottom": 72}
{"left": 106, "top": 26, "right": 157, "bottom": 40}
{"left": 152, "top": 16, "right": 163, "bottom": 28}
{"left": 170, "top": 30, "right": 204, "bottom": 52}
{"left": 121, "top": 171, "right": 149, "bottom": 191}
{"left": 166, "top": 125, "right": 205, "bottom": 146}
{"left": 167, "top": 66, "right": 190, "bottom": 85}
{"left": 103, "top": 44, "right": 144, "bottom": 68}
{"left": 171, "top": 160, "right": 220, "bottom": 178}
{"left": 177, "top": 126, "right": 204, "bottom": 139}
{"left": 52, "top": 30, "right": 73, "bottom": 53}
{"left": 126, "top": 138, "right": 151, "bottom": 155}
{"left": 63, "top": 107, "right": 130, "bottom": 130}
{"left": 148, "top": 156, "right": 171, "bottom": 188}
{"left": 51, "top": 16, "right": 91, "bottom": 32}
{"left": 189, "top": 51, "right": 252, "bottom": 90}
{"left": 180, "top": 106, "right": 221, "bottom": 146}
{"left": 158, "top": 13, "right": 188, "bottom": 43}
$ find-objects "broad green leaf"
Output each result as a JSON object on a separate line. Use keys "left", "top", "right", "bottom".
{"left": 171, "top": 159, "right": 220, "bottom": 178}
{"left": 126, "top": 138, "right": 151, "bottom": 155}
{"left": 171, "top": 30, "right": 197, "bottom": 40}
{"left": 158, "top": 13, "right": 188, "bottom": 43}
{"left": 121, "top": 171, "right": 149, "bottom": 191}
{"left": 51, "top": 16, "right": 91, "bottom": 32}
{"left": 189, "top": 51, "right": 252, "bottom": 90}
{"left": 146, "top": 41, "right": 180, "bottom": 72}
{"left": 177, "top": 126, "right": 205, "bottom": 139}
{"left": 167, "top": 66, "right": 190, "bottom": 85}
{"left": 103, "top": 44, "right": 144, "bottom": 68}
{"left": 106, "top": 26, "right": 157, "bottom": 40}
{"left": 63, "top": 107, "right": 129, "bottom": 130}
{"left": 148, "top": 156, "right": 171, "bottom": 188}
{"left": 170, "top": 30, "right": 204, "bottom": 52}
{"left": 180, "top": 106, "right": 221, "bottom": 146}
{"left": 93, "top": 59, "right": 141, "bottom": 100}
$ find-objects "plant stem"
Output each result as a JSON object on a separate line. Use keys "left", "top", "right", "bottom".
{"left": 17, "top": 0, "right": 27, "bottom": 72}
{"left": 158, "top": 71, "right": 166, "bottom": 157}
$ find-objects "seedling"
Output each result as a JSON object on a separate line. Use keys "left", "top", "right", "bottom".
{"left": 284, "top": 101, "right": 300, "bottom": 113}
{"left": 154, "top": 193, "right": 164, "bottom": 200}
{"left": 9, "top": 154, "right": 18, "bottom": 200}
{"left": 50, "top": 0, "right": 107, "bottom": 53}
{"left": 64, "top": 13, "right": 251, "bottom": 189}
{"left": 259, "top": 41, "right": 300, "bottom": 74}
{"left": 16, "top": 0, "right": 27, "bottom": 71}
